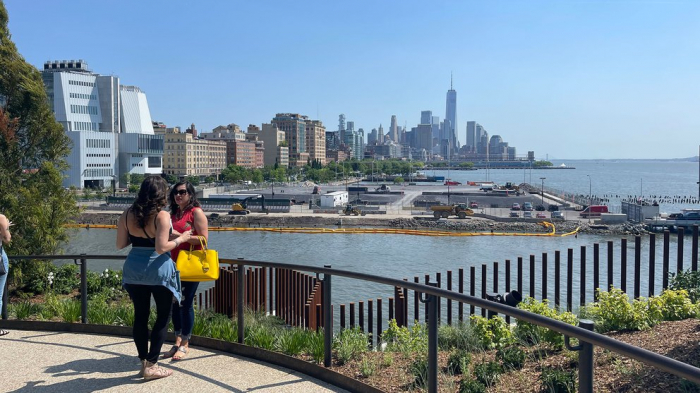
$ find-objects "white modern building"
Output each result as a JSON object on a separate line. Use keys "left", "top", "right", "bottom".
{"left": 41, "top": 60, "right": 162, "bottom": 188}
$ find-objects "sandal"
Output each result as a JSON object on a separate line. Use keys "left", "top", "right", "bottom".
{"left": 0, "top": 329, "right": 9, "bottom": 336}
{"left": 142, "top": 361, "right": 172, "bottom": 380}
{"left": 162, "top": 345, "right": 179, "bottom": 359}
{"left": 171, "top": 346, "right": 188, "bottom": 361}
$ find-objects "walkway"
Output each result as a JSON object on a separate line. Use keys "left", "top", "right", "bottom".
{"left": 0, "top": 330, "right": 347, "bottom": 393}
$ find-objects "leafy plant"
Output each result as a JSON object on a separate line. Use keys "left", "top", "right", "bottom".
{"left": 539, "top": 367, "right": 576, "bottom": 393}
{"left": 515, "top": 297, "right": 578, "bottom": 348}
{"left": 670, "top": 270, "right": 700, "bottom": 303}
{"left": 587, "top": 287, "right": 654, "bottom": 332}
{"left": 459, "top": 378, "right": 486, "bottom": 393}
{"left": 381, "top": 352, "right": 394, "bottom": 368}
{"left": 245, "top": 325, "right": 276, "bottom": 350}
{"left": 473, "top": 361, "right": 502, "bottom": 386}
{"left": 439, "top": 322, "right": 480, "bottom": 351}
{"left": 11, "top": 301, "right": 41, "bottom": 320}
{"left": 409, "top": 356, "right": 429, "bottom": 389}
{"left": 381, "top": 319, "right": 428, "bottom": 353}
{"left": 648, "top": 289, "right": 698, "bottom": 322}
{"left": 276, "top": 328, "right": 308, "bottom": 356}
{"left": 334, "top": 327, "right": 368, "bottom": 365}
{"left": 496, "top": 346, "right": 526, "bottom": 370}
{"left": 359, "top": 356, "right": 376, "bottom": 378}
{"left": 306, "top": 330, "right": 325, "bottom": 364}
{"left": 447, "top": 349, "right": 472, "bottom": 375}
{"left": 59, "top": 299, "right": 82, "bottom": 323}
{"left": 469, "top": 315, "right": 514, "bottom": 349}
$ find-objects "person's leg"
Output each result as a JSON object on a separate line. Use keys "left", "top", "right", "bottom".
{"left": 125, "top": 284, "right": 151, "bottom": 361}
{"left": 146, "top": 285, "right": 173, "bottom": 363}
{"left": 172, "top": 281, "right": 198, "bottom": 360}
{"left": 0, "top": 252, "right": 8, "bottom": 335}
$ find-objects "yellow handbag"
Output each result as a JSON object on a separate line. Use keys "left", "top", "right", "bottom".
{"left": 176, "top": 237, "right": 219, "bottom": 282}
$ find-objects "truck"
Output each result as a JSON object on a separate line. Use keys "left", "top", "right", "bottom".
{"left": 375, "top": 184, "right": 391, "bottom": 193}
{"left": 430, "top": 203, "right": 474, "bottom": 219}
{"left": 579, "top": 205, "right": 609, "bottom": 218}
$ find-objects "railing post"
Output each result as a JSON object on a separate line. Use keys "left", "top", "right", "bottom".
{"left": 564, "top": 319, "right": 595, "bottom": 393}
{"left": 80, "top": 255, "right": 88, "bottom": 324}
{"left": 419, "top": 281, "right": 438, "bottom": 393}
{"left": 323, "top": 264, "right": 332, "bottom": 368}
{"left": 237, "top": 259, "right": 245, "bottom": 344}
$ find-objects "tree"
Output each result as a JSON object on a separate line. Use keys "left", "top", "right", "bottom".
{"left": 0, "top": 2, "right": 81, "bottom": 287}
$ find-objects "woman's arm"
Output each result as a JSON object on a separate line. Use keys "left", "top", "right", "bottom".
{"left": 189, "top": 208, "right": 209, "bottom": 245}
{"left": 0, "top": 214, "right": 11, "bottom": 245}
{"left": 116, "top": 211, "right": 130, "bottom": 249}
{"left": 155, "top": 211, "right": 191, "bottom": 255}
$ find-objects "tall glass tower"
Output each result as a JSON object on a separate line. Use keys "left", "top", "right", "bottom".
{"left": 445, "top": 75, "right": 457, "bottom": 157}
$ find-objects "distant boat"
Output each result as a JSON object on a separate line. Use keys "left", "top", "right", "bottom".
{"left": 559, "top": 163, "right": 567, "bottom": 167}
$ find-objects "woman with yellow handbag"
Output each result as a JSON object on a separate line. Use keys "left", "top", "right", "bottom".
{"left": 163, "top": 181, "right": 208, "bottom": 361}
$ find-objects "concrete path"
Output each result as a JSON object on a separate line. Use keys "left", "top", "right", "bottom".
{"left": 0, "top": 330, "right": 348, "bottom": 393}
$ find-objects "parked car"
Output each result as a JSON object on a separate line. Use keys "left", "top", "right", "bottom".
{"left": 547, "top": 204, "right": 559, "bottom": 212}
{"left": 535, "top": 204, "right": 546, "bottom": 211}
{"left": 536, "top": 212, "right": 547, "bottom": 219}
{"left": 522, "top": 202, "right": 533, "bottom": 211}
{"left": 469, "top": 201, "right": 478, "bottom": 208}
{"left": 509, "top": 211, "right": 520, "bottom": 218}
{"left": 551, "top": 211, "right": 564, "bottom": 219}
{"left": 523, "top": 211, "right": 533, "bottom": 218}
{"left": 511, "top": 203, "right": 521, "bottom": 211}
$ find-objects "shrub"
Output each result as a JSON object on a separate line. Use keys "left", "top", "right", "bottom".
{"left": 473, "top": 361, "right": 502, "bottom": 386}
{"left": 515, "top": 297, "right": 578, "bottom": 348}
{"left": 245, "top": 325, "right": 276, "bottom": 350}
{"left": 359, "top": 356, "right": 376, "bottom": 378}
{"left": 540, "top": 367, "right": 576, "bottom": 392}
{"left": 51, "top": 264, "right": 80, "bottom": 294}
{"left": 459, "top": 378, "right": 487, "bottom": 393}
{"left": 276, "top": 328, "right": 308, "bottom": 356}
{"left": 587, "top": 287, "right": 654, "bottom": 332}
{"left": 306, "top": 330, "right": 325, "bottom": 364}
{"left": 469, "top": 315, "right": 514, "bottom": 349}
{"left": 381, "top": 352, "right": 394, "bottom": 368}
{"left": 59, "top": 299, "right": 81, "bottom": 323}
{"left": 409, "top": 356, "right": 429, "bottom": 389}
{"left": 382, "top": 319, "right": 428, "bottom": 353}
{"left": 439, "top": 322, "right": 480, "bottom": 351}
{"left": 334, "top": 327, "right": 368, "bottom": 365}
{"left": 447, "top": 349, "right": 472, "bottom": 375}
{"left": 11, "top": 301, "right": 41, "bottom": 320}
{"left": 670, "top": 270, "right": 700, "bottom": 303}
{"left": 648, "top": 289, "right": 698, "bottom": 322}
{"left": 496, "top": 346, "right": 526, "bottom": 370}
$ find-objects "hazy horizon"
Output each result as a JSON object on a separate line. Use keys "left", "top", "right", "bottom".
{"left": 4, "top": 0, "right": 699, "bottom": 160}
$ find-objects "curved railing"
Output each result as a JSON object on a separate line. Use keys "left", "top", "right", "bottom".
{"left": 3, "top": 254, "right": 700, "bottom": 393}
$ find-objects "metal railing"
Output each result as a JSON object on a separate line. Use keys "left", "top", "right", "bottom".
{"left": 3, "top": 254, "right": 700, "bottom": 393}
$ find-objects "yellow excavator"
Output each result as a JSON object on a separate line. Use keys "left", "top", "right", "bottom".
{"left": 343, "top": 205, "right": 364, "bottom": 216}
{"left": 229, "top": 195, "right": 267, "bottom": 215}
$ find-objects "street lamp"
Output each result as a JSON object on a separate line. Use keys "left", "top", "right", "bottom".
{"left": 539, "top": 177, "right": 546, "bottom": 206}
{"left": 586, "top": 175, "right": 591, "bottom": 206}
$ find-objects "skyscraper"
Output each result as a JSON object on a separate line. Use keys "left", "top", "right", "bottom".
{"left": 466, "top": 121, "right": 476, "bottom": 151}
{"left": 421, "top": 110, "right": 432, "bottom": 125}
{"left": 390, "top": 115, "right": 398, "bottom": 143}
{"left": 445, "top": 75, "right": 457, "bottom": 156}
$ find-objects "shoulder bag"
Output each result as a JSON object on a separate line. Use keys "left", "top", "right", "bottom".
{"left": 176, "top": 236, "right": 219, "bottom": 282}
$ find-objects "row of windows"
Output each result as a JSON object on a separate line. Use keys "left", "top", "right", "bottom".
{"left": 86, "top": 154, "right": 110, "bottom": 158}
{"left": 86, "top": 163, "right": 110, "bottom": 168}
{"left": 69, "top": 93, "right": 96, "bottom": 100}
{"left": 74, "top": 122, "right": 97, "bottom": 131}
{"left": 83, "top": 168, "right": 113, "bottom": 177}
{"left": 86, "top": 139, "right": 111, "bottom": 148}
{"left": 71, "top": 104, "right": 98, "bottom": 115}
{"left": 69, "top": 80, "right": 94, "bottom": 87}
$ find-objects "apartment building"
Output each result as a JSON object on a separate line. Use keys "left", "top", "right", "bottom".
{"left": 163, "top": 128, "right": 226, "bottom": 178}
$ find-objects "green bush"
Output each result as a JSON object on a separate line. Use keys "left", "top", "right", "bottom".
{"left": 382, "top": 319, "right": 428, "bottom": 353}
{"left": 306, "top": 330, "right": 325, "bottom": 364}
{"left": 439, "top": 322, "right": 480, "bottom": 351}
{"left": 409, "top": 356, "right": 429, "bottom": 389}
{"left": 515, "top": 297, "right": 578, "bottom": 348}
{"left": 496, "top": 346, "right": 526, "bottom": 370}
{"left": 539, "top": 367, "right": 576, "bottom": 392}
{"left": 334, "top": 327, "right": 368, "bottom": 365}
{"left": 587, "top": 287, "right": 654, "bottom": 332}
{"left": 670, "top": 270, "right": 700, "bottom": 303}
{"left": 359, "top": 356, "right": 376, "bottom": 378}
{"left": 459, "top": 378, "right": 486, "bottom": 393}
{"left": 381, "top": 352, "right": 394, "bottom": 368}
{"left": 11, "top": 301, "right": 41, "bottom": 320}
{"left": 245, "top": 325, "right": 276, "bottom": 350}
{"left": 648, "top": 289, "right": 698, "bottom": 322}
{"left": 59, "top": 299, "right": 81, "bottom": 323}
{"left": 473, "top": 361, "right": 502, "bottom": 386}
{"left": 469, "top": 315, "right": 514, "bottom": 349}
{"left": 51, "top": 264, "right": 80, "bottom": 294}
{"left": 276, "top": 328, "right": 308, "bottom": 356}
{"left": 447, "top": 349, "right": 472, "bottom": 375}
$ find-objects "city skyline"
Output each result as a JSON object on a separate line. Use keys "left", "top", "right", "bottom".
{"left": 4, "top": 0, "right": 699, "bottom": 160}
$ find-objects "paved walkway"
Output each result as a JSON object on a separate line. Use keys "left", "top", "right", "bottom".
{"left": 0, "top": 330, "right": 348, "bottom": 393}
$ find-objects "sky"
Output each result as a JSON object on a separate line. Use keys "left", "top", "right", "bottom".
{"left": 4, "top": 0, "right": 700, "bottom": 160}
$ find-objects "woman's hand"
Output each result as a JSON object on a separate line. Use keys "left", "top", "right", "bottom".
{"left": 179, "top": 230, "right": 193, "bottom": 244}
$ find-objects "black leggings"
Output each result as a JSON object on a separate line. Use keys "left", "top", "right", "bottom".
{"left": 126, "top": 284, "right": 173, "bottom": 363}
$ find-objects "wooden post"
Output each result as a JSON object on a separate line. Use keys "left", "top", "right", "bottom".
{"left": 621, "top": 238, "right": 628, "bottom": 293}
{"left": 593, "top": 244, "right": 600, "bottom": 301}
{"left": 458, "top": 268, "right": 464, "bottom": 322}
{"left": 634, "top": 236, "right": 641, "bottom": 299}
{"left": 542, "top": 253, "right": 548, "bottom": 301}
{"left": 469, "top": 267, "right": 475, "bottom": 316}
{"left": 567, "top": 248, "right": 573, "bottom": 312}
{"left": 580, "top": 246, "right": 586, "bottom": 307}
{"left": 607, "top": 241, "right": 614, "bottom": 291}
{"left": 529, "top": 254, "right": 536, "bottom": 298}
{"left": 649, "top": 233, "right": 656, "bottom": 297}
{"left": 663, "top": 230, "right": 670, "bottom": 290}
{"left": 481, "top": 264, "right": 487, "bottom": 317}
{"left": 555, "top": 250, "right": 561, "bottom": 308}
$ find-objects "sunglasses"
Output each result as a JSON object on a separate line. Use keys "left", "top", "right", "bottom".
{"left": 175, "top": 189, "right": 188, "bottom": 196}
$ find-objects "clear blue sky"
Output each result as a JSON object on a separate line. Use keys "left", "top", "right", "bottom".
{"left": 4, "top": 0, "right": 699, "bottom": 159}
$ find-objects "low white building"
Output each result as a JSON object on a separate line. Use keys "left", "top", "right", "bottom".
{"left": 320, "top": 191, "right": 348, "bottom": 208}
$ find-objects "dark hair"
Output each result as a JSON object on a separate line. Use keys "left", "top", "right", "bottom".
{"left": 169, "top": 181, "right": 200, "bottom": 218}
{"left": 130, "top": 176, "right": 169, "bottom": 229}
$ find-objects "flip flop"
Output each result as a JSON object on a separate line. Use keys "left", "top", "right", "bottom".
{"left": 162, "top": 345, "right": 178, "bottom": 359}
{"left": 0, "top": 329, "right": 9, "bottom": 336}
{"left": 172, "top": 346, "right": 188, "bottom": 361}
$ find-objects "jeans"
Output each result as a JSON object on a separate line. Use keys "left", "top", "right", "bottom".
{"left": 125, "top": 284, "right": 173, "bottom": 363}
{"left": 172, "top": 281, "right": 199, "bottom": 341}
{"left": 0, "top": 249, "right": 7, "bottom": 312}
